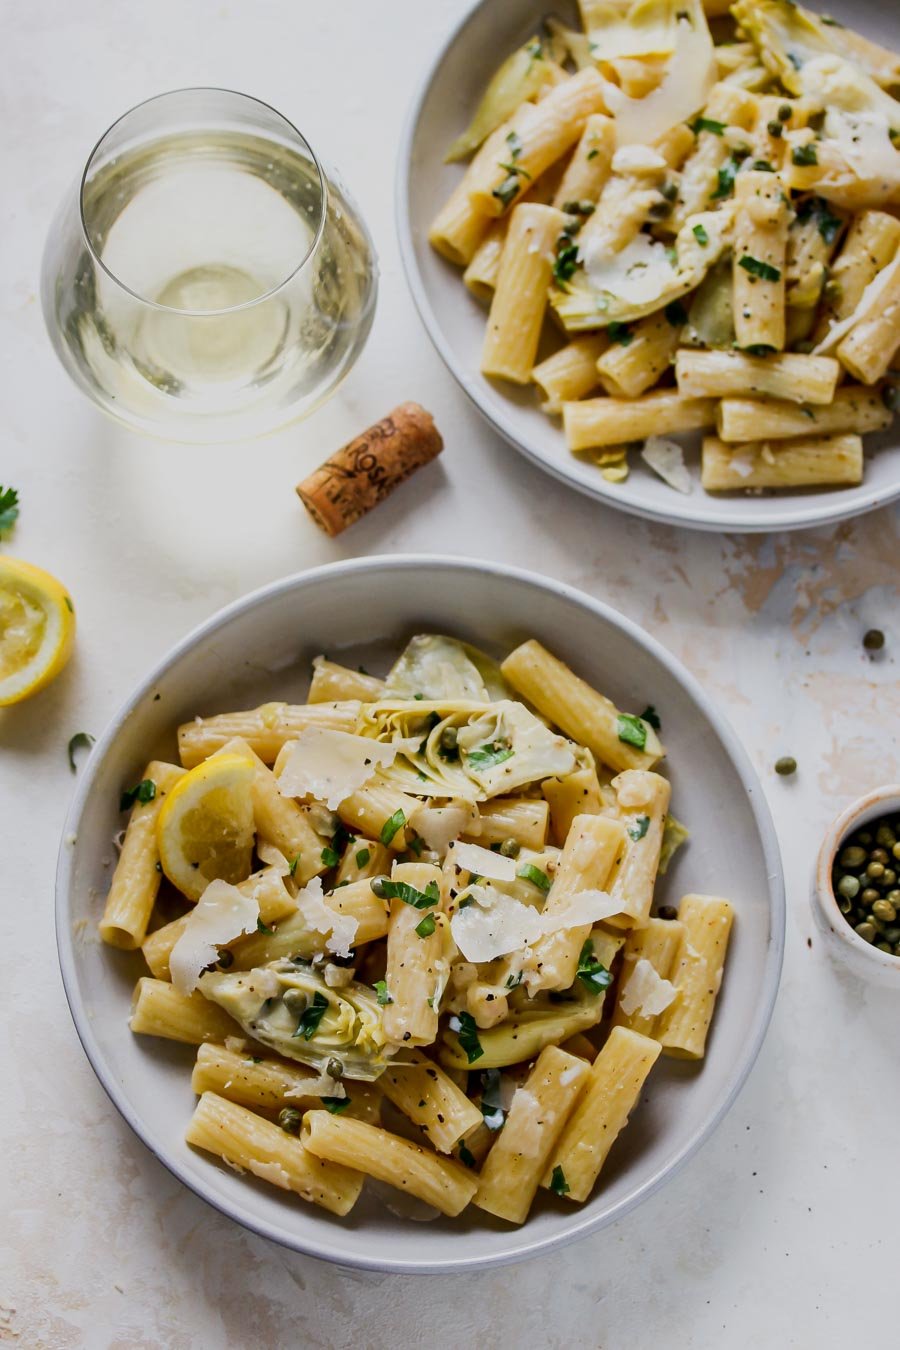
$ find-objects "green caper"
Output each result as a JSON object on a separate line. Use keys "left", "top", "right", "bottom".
{"left": 326, "top": 1056, "right": 344, "bottom": 1080}
{"left": 283, "top": 988, "right": 309, "bottom": 1016}
{"left": 775, "top": 756, "right": 797, "bottom": 776}
{"left": 876, "top": 824, "right": 897, "bottom": 848}
{"left": 836, "top": 874, "right": 860, "bottom": 899}
{"left": 870, "top": 847, "right": 889, "bottom": 864}
{"left": 887, "top": 889, "right": 900, "bottom": 904}
{"left": 861, "top": 887, "right": 880, "bottom": 905}
{"left": 440, "top": 726, "right": 459, "bottom": 752}
{"left": 858, "top": 831, "right": 873, "bottom": 846}
{"left": 278, "top": 1107, "right": 302, "bottom": 1135}
{"left": 883, "top": 926, "right": 900, "bottom": 944}
{"left": 863, "top": 628, "right": 885, "bottom": 651}
{"left": 876, "top": 941, "right": 893, "bottom": 953}
{"left": 873, "top": 899, "right": 897, "bottom": 923}
{"left": 370, "top": 875, "right": 390, "bottom": 899}
{"left": 778, "top": 103, "right": 792, "bottom": 121}
{"left": 882, "top": 869, "right": 897, "bottom": 887}
{"left": 839, "top": 845, "right": 867, "bottom": 868}
{"left": 838, "top": 895, "right": 854, "bottom": 915}
{"left": 892, "top": 842, "right": 900, "bottom": 862}
{"left": 217, "top": 949, "right": 234, "bottom": 969}
{"left": 499, "top": 838, "right": 521, "bottom": 858}
{"left": 867, "top": 861, "right": 886, "bottom": 880}
{"left": 855, "top": 921, "right": 877, "bottom": 943}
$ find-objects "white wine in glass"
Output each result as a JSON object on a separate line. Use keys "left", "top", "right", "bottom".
{"left": 42, "top": 89, "right": 378, "bottom": 442}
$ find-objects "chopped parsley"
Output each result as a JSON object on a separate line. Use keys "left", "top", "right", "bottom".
{"left": 374, "top": 980, "right": 393, "bottom": 1006}
{"left": 492, "top": 177, "right": 519, "bottom": 209}
{"left": 415, "top": 914, "right": 436, "bottom": 939}
{"left": 549, "top": 1165, "right": 570, "bottom": 1197}
{"left": 120, "top": 778, "right": 156, "bottom": 811}
{"left": 321, "top": 845, "right": 341, "bottom": 868}
{"left": 586, "top": 148, "right": 600, "bottom": 160}
{"left": 792, "top": 143, "right": 819, "bottom": 167}
{"left": 0, "top": 486, "right": 19, "bottom": 536}
{"left": 322, "top": 1096, "right": 350, "bottom": 1114}
{"left": 256, "top": 917, "right": 274, "bottom": 935}
{"left": 380, "top": 809, "right": 406, "bottom": 845}
{"left": 607, "top": 321, "right": 633, "bottom": 346}
{"left": 628, "top": 814, "right": 650, "bottom": 842}
{"left": 711, "top": 154, "right": 741, "bottom": 200}
{"left": 576, "top": 939, "right": 614, "bottom": 994}
{"left": 739, "top": 254, "right": 782, "bottom": 283}
{"left": 664, "top": 300, "right": 688, "bottom": 327}
{"left": 453, "top": 1011, "right": 484, "bottom": 1064}
{"left": 371, "top": 877, "right": 440, "bottom": 909}
{"left": 616, "top": 713, "right": 647, "bottom": 750}
{"left": 516, "top": 862, "right": 551, "bottom": 893}
{"left": 467, "top": 741, "right": 514, "bottom": 770}
{"left": 692, "top": 223, "right": 709, "bottom": 246}
{"left": 639, "top": 704, "right": 661, "bottom": 731}
{"left": 797, "top": 196, "right": 843, "bottom": 246}
{"left": 553, "top": 239, "right": 580, "bottom": 287}
{"left": 751, "top": 159, "right": 774, "bottom": 172}
{"left": 288, "top": 853, "right": 301, "bottom": 877}
{"left": 67, "top": 731, "right": 94, "bottom": 773}
{"left": 692, "top": 116, "right": 726, "bottom": 136}
{"left": 408, "top": 836, "right": 424, "bottom": 857}
{"left": 479, "top": 1069, "right": 506, "bottom": 1130}
{"left": 505, "top": 970, "right": 524, "bottom": 990}
{"left": 293, "top": 991, "right": 329, "bottom": 1040}
{"left": 355, "top": 847, "right": 370, "bottom": 868}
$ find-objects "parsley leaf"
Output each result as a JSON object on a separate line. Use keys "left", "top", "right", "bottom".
{"left": 692, "top": 116, "right": 726, "bottom": 136}
{"left": 492, "top": 176, "right": 520, "bottom": 209}
{"left": 639, "top": 704, "right": 661, "bottom": 731}
{"left": 562, "top": 200, "right": 595, "bottom": 217}
{"left": 374, "top": 980, "right": 393, "bottom": 1006}
{"left": 293, "top": 991, "right": 329, "bottom": 1040}
{"left": 288, "top": 853, "right": 302, "bottom": 877}
{"left": 711, "top": 154, "right": 740, "bottom": 200}
{"left": 256, "top": 917, "right": 274, "bottom": 935}
{"left": 549, "top": 1165, "right": 570, "bottom": 1196}
{"left": 479, "top": 1068, "right": 506, "bottom": 1130}
{"left": 467, "top": 741, "right": 514, "bottom": 770}
{"left": 120, "top": 778, "right": 157, "bottom": 811}
{"left": 576, "top": 939, "right": 614, "bottom": 994}
{"left": 415, "top": 914, "right": 436, "bottom": 938}
{"left": 380, "top": 809, "right": 407, "bottom": 846}
{"left": 371, "top": 877, "right": 440, "bottom": 909}
{"left": 321, "top": 845, "right": 340, "bottom": 868}
{"left": 792, "top": 143, "right": 819, "bottom": 166}
{"left": 322, "top": 1096, "right": 350, "bottom": 1114}
{"left": 67, "top": 731, "right": 94, "bottom": 773}
{"left": 516, "top": 862, "right": 551, "bottom": 893}
{"left": 453, "top": 1011, "right": 484, "bottom": 1064}
{"left": 692, "top": 223, "right": 709, "bottom": 246}
{"left": 607, "top": 321, "right": 633, "bottom": 346}
{"left": 355, "top": 847, "right": 371, "bottom": 868}
{"left": 553, "top": 240, "right": 580, "bottom": 287}
{"left": 628, "top": 814, "right": 650, "bottom": 842}
{"left": 0, "top": 486, "right": 19, "bottom": 537}
{"left": 616, "top": 713, "right": 647, "bottom": 750}
{"left": 739, "top": 254, "right": 781, "bottom": 283}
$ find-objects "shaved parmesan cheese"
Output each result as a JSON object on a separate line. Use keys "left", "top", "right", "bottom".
{"left": 277, "top": 729, "right": 400, "bottom": 809}
{"left": 603, "top": 7, "right": 716, "bottom": 147}
{"left": 450, "top": 884, "right": 620, "bottom": 963}
{"left": 540, "top": 889, "right": 622, "bottom": 934}
{"left": 411, "top": 800, "right": 478, "bottom": 855}
{"left": 642, "top": 436, "right": 692, "bottom": 494}
{"left": 450, "top": 841, "right": 518, "bottom": 882}
{"left": 825, "top": 109, "right": 900, "bottom": 189}
{"left": 170, "top": 879, "right": 260, "bottom": 994}
{"left": 285, "top": 1067, "right": 347, "bottom": 1099}
{"left": 581, "top": 232, "right": 677, "bottom": 305}
{"left": 814, "top": 251, "right": 900, "bottom": 354}
{"left": 295, "top": 876, "right": 358, "bottom": 959}
{"left": 611, "top": 144, "right": 667, "bottom": 175}
{"left": 613, "top": 772, "right": 654, "bottom": 809}
{"left": 618, "top": 957, "right": 676, "bottom": 1017}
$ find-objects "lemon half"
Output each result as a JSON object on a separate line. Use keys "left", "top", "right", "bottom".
{"left": 157, "top": 752, "right": 255, "bottom": 901}
{"left": 0, "top": 558, "right": 76, "bottom": 706}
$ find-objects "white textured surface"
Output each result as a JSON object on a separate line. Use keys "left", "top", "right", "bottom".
{"left": 1, "top": 1, "right": 898, "bottom": 1346}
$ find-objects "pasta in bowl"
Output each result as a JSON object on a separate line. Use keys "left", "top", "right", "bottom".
{"left": 398, "top": 0, "right": 900, "bottom": 530}
{"left": 57, "top": 558, "right": 783, "bottom": 1269}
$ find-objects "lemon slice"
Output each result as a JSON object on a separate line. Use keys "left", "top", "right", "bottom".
{"left": 157, "top": 753, "right": 255, "bottom": 901}
{"left": 0, "top": 558, "right": 76, "bottom": 706}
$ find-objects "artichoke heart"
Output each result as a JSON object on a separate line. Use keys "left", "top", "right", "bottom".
{"left": 198, "top": 959, "right": 393, "bottom": 1080}
{"left": 356, "top": 698, "right": 577, "bottom": 801}
{"left": 385, "top": 634, "right": 513, "bottom": 702}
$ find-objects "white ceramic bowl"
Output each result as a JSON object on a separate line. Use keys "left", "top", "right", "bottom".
{"left": 57, "top": 557, "right": 784, "bottom": 1271}
{"left": 812, "top": 786, "right": 900, "bottom": 988}
{"left": 396, "top": 0, "right": 900, "bottom": 533}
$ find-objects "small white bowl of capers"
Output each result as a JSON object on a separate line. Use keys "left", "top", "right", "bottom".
{"left": 814, "top": 786, "right": 900, "bottom": 986}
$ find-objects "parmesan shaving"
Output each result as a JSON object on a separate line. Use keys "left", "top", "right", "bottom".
{"left": 246, "top": 1159, "right": 292, "bottom": 1190}
{"left": 295, "top": 876, "right": 358, "bottom": 959}
{"left": 412, "top": 800, "right": 479, "bottom": 855}
{"left": 449, "top": 840, "right": 519, "bottom": 882}
{"left": 581, "top": 232, "right": 677, "bottom": 305}
{"left": 611, "top": 145, "right": 668, "bottom": 175}
{"left": 284, "top": 1067, "right": 347, "bottom": 1099}
{"left": 256, "top": 841, "right": 291, "bottom": 874}
{"left": 450, "top": 884, "right": 621, "bottom": 963}
{"left": 602, "top": 5, "right": 716, "bottom": 147}
{"left": 618, "top": 957, "right": 677, "bottom": 1017}
{"left": 169, "top": 879, "right": 260, "bottom": 994}
{"left": 813, "top": 251, "right": 900, "bottom": 355}
{"left": 277, "top": 728, "right": 400, "bottom": 809}
{"left": 641, "top": 436, "right": 692, "bottom": 494}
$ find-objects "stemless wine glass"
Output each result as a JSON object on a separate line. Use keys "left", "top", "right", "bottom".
{"left": 41, "top": 89, "right": 378, "bottom": 442}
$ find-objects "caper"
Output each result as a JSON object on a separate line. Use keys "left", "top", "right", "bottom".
{"left": 867, "top": 861, "right": 886, "bottom": 880}
{"left": 861, "top": 887, "right": 880, "bottom": 905}
{"left": 370, "top": 875, "right": 390, "bottom": 899}
{"left": 283, "top": 988, "right": 309, "bottom": 1015}
{"left": 778, "top": 103, "right": 792, "bottom": 121}
{"left": 855, "top": 921, "right": 877, "bottom": 943}
{"left": 775, "top": 756, "right": 797, "bottom": 776}
{"left": 870, "top": 847, "right": 889, "bottom": 864}
{"left": 876, "top": 941, "right": 893, "bottom": 953}
{"left": 876, "top": 824, "right": 897, "bottom": 848}
{"left": 838, "top": 895, "right": 854, "bottom": 915}
{"left": 839, "top": 845, "right": 866, "bottom": 869}
{"left": 499, "top": 838, "right": 521, "bottom": 859}
{"left": 882, "top": 869, "right": 897, "bottom": 887}
{"left": 863, "top": 628, "right": 885, "bottom": 651}
{"left": 858, "top": 831, "right": 873, "bottom": 846}
{"left": 883, "top": 926, "right": 900, "bottom": 945}
{"left": 888, "top": 889, "right": 900, "bottom": 904}
{"left": 326, "top": 1056, "right": 344, "bottom": 1081}
{"left": 893, "top": 842, "right": 900, "bottom": 862}
{"left": 836, "top": 874, "right": 860, "bottom": 899}
{"left": 440, "top": 726, "right": 459, "bottom": 752}
{"left": 873, "top": 899, "right": 897, "bottom": 923}
{"left": 217, "top": 949, "right": 234, "bottom": 969}
{"left": 278, "top": 1107, "right": 302, "bottom": 1135}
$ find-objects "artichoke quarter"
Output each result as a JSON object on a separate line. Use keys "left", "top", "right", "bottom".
{"left": 199, "top": 959, "right": 393, "bottom": 1081}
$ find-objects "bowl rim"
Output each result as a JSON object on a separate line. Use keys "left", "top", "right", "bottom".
{"left": 813, "top": 784, "right": 900, "bottom": 971}
{"left": 55, "top": 554, "right": 786, "bottom": 1273}
{"left": 394, "top": 0, "right": 900, "bottom": 535}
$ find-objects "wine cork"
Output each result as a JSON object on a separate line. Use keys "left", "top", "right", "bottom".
{"left": 296, "top": 403, "right": 443, "bottom": 536}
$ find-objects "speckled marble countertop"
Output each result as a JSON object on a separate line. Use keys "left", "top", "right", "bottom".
{"left": 3, "top": 2, "right": 899, "bottom": 1346}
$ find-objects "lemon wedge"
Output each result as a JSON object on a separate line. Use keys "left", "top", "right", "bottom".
{"left": 157, "top": 753, "right": 255, "bottom": 901}
{"left": 0, "top": 558, "right": 76, "bottom": 706}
